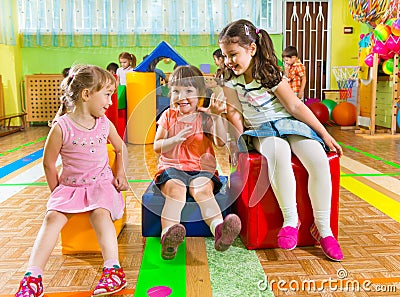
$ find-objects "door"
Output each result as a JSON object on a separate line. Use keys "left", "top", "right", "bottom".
{"left": 284, "top": 1, "right": 329, "bottom": 100}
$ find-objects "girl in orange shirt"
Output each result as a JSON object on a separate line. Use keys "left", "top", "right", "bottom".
{"left": 153, "top": 65, "right": 241, "bottom": 260}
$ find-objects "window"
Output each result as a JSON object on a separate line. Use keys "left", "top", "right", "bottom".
{"left": 16, "top": 0, "right": 282, "bottom": 46}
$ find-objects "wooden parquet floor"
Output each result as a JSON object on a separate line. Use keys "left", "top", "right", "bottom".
{"left": 0, "top": 125, "right": 400, "bottom": 296}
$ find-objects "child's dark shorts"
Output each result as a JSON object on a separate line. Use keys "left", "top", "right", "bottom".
{"left": 155, "top": 167, "right": 223, "bottom": 195}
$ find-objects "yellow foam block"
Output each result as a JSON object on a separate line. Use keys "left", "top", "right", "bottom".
{"left": 126, "top": 71, "right": 156, "bottom": 144}
{"left": 60, "top": 144, "right": 127, "bottom": 254}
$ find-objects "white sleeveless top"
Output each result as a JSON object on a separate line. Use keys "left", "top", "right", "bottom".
{"left": 225, "top": 75, "right": 291, "bottom": 129}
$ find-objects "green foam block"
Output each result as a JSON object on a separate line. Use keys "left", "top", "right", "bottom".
{"left": 118, "top": 85, "right": 127, "bottom": 109}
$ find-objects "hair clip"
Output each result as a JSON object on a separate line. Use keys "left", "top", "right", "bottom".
{"left": 244, "top": 25, "right": 250, "bottom": 35}
{"left": 255, "top": 28, "right": 260, "bottom": 34}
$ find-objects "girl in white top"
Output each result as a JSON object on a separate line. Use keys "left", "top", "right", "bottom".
{"left": 116, "top": 52, "right": 136, "bottom": 85}
{"left": 218, "top": 19, "right": 344, "bottom": 261}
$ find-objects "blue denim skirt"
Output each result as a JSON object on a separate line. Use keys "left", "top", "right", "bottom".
{"left": 238, "top": 117, "right": 329, "bottom": 152}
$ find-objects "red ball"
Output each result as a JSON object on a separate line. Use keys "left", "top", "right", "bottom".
{"left": 332, "top": 102, "right": 357, "bottom": 126}
{"left": 309, "top": 102, "right": 329, "bottom": 124}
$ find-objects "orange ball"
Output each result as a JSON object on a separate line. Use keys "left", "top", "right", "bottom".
{"left": 332, "top": 102, "right": 357, "bottom": 126}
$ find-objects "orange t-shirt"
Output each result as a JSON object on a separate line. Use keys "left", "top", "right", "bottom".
{"left": 286, "top": 58, "right": 306, "bottom": 93}
{"left": 156, "top": 109, "right": 217, "bottom": 176}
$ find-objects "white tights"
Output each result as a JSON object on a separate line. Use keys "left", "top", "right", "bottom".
{"left": 253, "top": 135, "right": 333, "bottom": 238}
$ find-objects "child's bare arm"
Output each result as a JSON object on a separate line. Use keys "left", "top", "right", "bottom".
{"left": 107, "top": 120, "right": 129, "bottom": 191}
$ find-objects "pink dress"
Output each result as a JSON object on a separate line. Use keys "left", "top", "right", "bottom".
{"left": 47, "top": 115, "right": 124, "bottom": 220}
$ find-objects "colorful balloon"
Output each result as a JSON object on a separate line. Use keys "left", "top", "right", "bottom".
{"left": 364, "top": 53, "right": 379, "bottom": 67}
{"left": 374, "top": 23, "right": 391, "bottom": 41}
{"left": 372, "top": 40, "right": 389, "bottom": 55}
{"left": 380, "top": 50, "right": 395, "bottom": 60}
{"left": 382, "top": 58, "right": 394, "bottom": 75}
{"left": 385, "top": 34, "right": 400, "bottom": 52}
{"left": 391, "top": 18, "right": 400, "bottom": 36}
{"left": 386, "top": 18, "right": 396, "bottom": 27}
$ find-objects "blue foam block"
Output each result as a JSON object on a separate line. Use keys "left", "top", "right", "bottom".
{"left": 142, "top": 176, "right": 232, "bottom": 237}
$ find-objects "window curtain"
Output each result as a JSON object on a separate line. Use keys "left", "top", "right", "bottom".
{"left": 17, "top": 0, "right": 276, "bottom": 48}
{"left": 0, "top": 0, "right": 17, "bottom": 45}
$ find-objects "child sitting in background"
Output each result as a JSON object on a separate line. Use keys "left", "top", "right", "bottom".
{"left": 106, "top": 62, "right": 119, "bottom": 75}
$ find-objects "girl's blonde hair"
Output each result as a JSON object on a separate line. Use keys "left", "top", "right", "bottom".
{"left": 58, "top": 64, "right": 116, "bottom": 116}
{"left": 217, "top": 19, "right": 283, "bottom": 89}
{"left": 168, "top": 65, "right": 207, "bottom": 107}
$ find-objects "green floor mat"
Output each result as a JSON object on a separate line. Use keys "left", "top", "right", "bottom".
{"left": 206, "top": 237, "right": 274, "bottom": 297}
{"left": 135, "top": 237, "right": 186, "bottom": 296}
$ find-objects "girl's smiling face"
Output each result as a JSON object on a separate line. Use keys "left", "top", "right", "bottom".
{"left": 86, "top": 84, "right": 115, "bottom": 117}
{"left": 220, "top": 42, "right": 256, "bottom": 82}
{"left": 170, "top": 85, "right": 199, "bottom": 115}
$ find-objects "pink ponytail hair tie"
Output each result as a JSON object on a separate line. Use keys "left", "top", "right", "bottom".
{"left": 255, "top": 28, "right": 260, "bottom": 34}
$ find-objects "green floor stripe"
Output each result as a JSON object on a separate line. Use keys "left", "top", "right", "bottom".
{"left": 205, "top": 238, "right": 274, "bottom": 297}
{"left": 383, "top": 160, "right": 400, "bottom": 169}
{"left": 128, "top": 179, "right": 152, "bottom": 183}
{"left": 0, "top": 136, "right": 47, "bottom": 156}
{"left": 135, "top": 237, "right": 186, "bottom": 297}
{"left": 0, "top": 180, "right": 152, "bottom": 186}
{"left": 0, "top": 182, "right": 48, "bottom": 186}
{"left": 339, "top": 142, "right": 400, "bottom": 169}
{"left": 341, "top": 172, "right": 400, "bottom": 177}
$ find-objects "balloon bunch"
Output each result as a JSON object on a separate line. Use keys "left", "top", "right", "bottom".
{"left": 363, "top": 18, "right": 400, "bottom": 75}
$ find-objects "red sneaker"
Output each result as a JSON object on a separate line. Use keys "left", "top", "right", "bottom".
{"left": 14, "top": 275, "right": 44, "bottom": 297}
{"left": 92, "top": 266, "right": 127, "bottom": 296}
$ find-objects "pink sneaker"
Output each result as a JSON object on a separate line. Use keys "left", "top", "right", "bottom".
{"left": 92, "top": 266, "right": 127, "bottom": 296}
{"left": 214, "top": 214, "right": 241, "bottom": 252}
{"left": 160, "top": 224, "right": 186, "bottom": 260}
{"left": 14, "top": 274, "right": 44, "bottom": 297}
{"left": 277, "top": 222, "right": 301, "bottom": 250}
{"left": 310, "top": 223, "right": 344, "bottom": 261}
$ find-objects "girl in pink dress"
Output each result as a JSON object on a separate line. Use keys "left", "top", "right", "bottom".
{"left": 15, "top": 65, "right": 129, "bottom": 297}
{"left": 153, "top": 65, "right": 241, "bottom": 260}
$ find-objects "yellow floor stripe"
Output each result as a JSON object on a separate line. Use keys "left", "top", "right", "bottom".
{"left": 340, "top": 171, "right": 400, "bottom": 223}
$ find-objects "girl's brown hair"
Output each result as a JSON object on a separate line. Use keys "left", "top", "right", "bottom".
{"left": 168, "top": 65, "right": 207, "bottom": 107}
{"left": 217, "top": 19, "right": 283, "bottom": 89}
{"left": 118, "top": 52, "right": 137, "bottom": 68}
{"left": 58, "top": 64, "right": 116, "bottom": 116}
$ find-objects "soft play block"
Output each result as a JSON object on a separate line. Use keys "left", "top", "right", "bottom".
{"left": 117, "top": 85, "right": 127, "bottom": 109}
{"left": 142, "top": 176, "right": 232, "bottom": 237}
{"left": 60, "top": 144, "right": 127, "bottom": 254}
{"left": 230, "top": 152, "right": 339, "bottom": 250}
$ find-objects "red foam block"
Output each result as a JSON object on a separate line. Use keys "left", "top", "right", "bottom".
{"left": 230, "top": 151, "right": 340, "bottom": 249}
